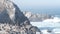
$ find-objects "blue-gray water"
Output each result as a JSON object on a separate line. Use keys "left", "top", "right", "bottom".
{"left": 21, "top": 8, "right": 60, "bottom": 15}
{"left": 39, "top": 27, "right": 60, "bottom": 30}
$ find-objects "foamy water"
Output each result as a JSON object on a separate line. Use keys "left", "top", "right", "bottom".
{"left": 31, "top": 16, "right": 60, "bottom": 34}
{"left": 31, "top": 16, "right": 60, "bottom": 27}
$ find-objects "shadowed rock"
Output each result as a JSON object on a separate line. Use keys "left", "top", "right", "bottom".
{"left": 0, "top": 0, "right": 30, "bottom": 25}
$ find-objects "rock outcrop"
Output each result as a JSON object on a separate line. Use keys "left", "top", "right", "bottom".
{"left": 23, "top": 11, "right": 52, "bottom": 22}
{"left": 0, "top": 0, "right": 40, "bottom": 34}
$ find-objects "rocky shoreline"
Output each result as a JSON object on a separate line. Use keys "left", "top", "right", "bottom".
{"left": 0, "top": 23, "right": 41, "bottom": 34}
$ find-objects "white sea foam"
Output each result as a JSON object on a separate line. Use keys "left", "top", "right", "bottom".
{"left": 31, "top": 16, "right": 60, "bottom": 27}
{"left": 43, "top": 17, "right": 60, "bottom": 23}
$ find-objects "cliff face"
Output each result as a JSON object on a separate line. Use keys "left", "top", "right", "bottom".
{"left": 0, "top": 0, "right": 40, "bottom": 34}
{"left": 0, "top": 0, "right": 30, "bottom": 25}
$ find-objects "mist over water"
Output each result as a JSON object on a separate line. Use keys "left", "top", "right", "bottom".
{"left": 11, "top": 0, "right": 60, "bottom": 15}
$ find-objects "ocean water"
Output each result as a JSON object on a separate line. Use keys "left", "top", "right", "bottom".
{"left": 31, "top": 16, "right": 60, "bottom": 34}
{"left": 20, "top": 7, "right": 60, "bottom": 15}
{"left": 31, "top": 15, "right": 60, "bottom": 27}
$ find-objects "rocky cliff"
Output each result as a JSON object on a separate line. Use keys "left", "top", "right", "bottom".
{"left": 0, "top": 0, "right": 40, "bottom": 34}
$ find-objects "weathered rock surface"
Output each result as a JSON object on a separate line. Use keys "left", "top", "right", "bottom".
{"left": 0, "top": 0, "right": 40, "bottom": 34}
{"left": 0, "top": 23, "right": 41, "bottom": 34}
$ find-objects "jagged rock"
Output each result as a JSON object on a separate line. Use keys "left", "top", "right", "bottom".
{"left": 0, "top": 0, "right": 41, "bottom": 34}
{"left": 0, "top": 24, "right": 41, "bottom": 34}
{"left": 0, "top": 0, "right": 30, "bottom": 25}
{"left": 29, "top": 26, "right": 41, "bottom": 34}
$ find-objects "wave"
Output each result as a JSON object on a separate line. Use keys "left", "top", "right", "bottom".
{"left": 31, "top": 16, "right": 60, "bottom": 27}
{"left": 43, "top": 16, "right": 60, "bottom": 23}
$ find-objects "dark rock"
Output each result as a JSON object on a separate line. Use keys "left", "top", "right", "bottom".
{"left": 0, "top": 0, "right": 30, "bottom": 25}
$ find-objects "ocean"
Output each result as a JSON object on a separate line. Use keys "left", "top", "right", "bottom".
{"left": 30, "top": 16, "right": 60, "bottom": 34}
{"left": 20, "top": 7, "right": 60, "bottom": 15}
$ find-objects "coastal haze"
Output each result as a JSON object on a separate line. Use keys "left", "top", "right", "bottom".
{"left": 11, "top": 0, "right": 60, "bottom": 15}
